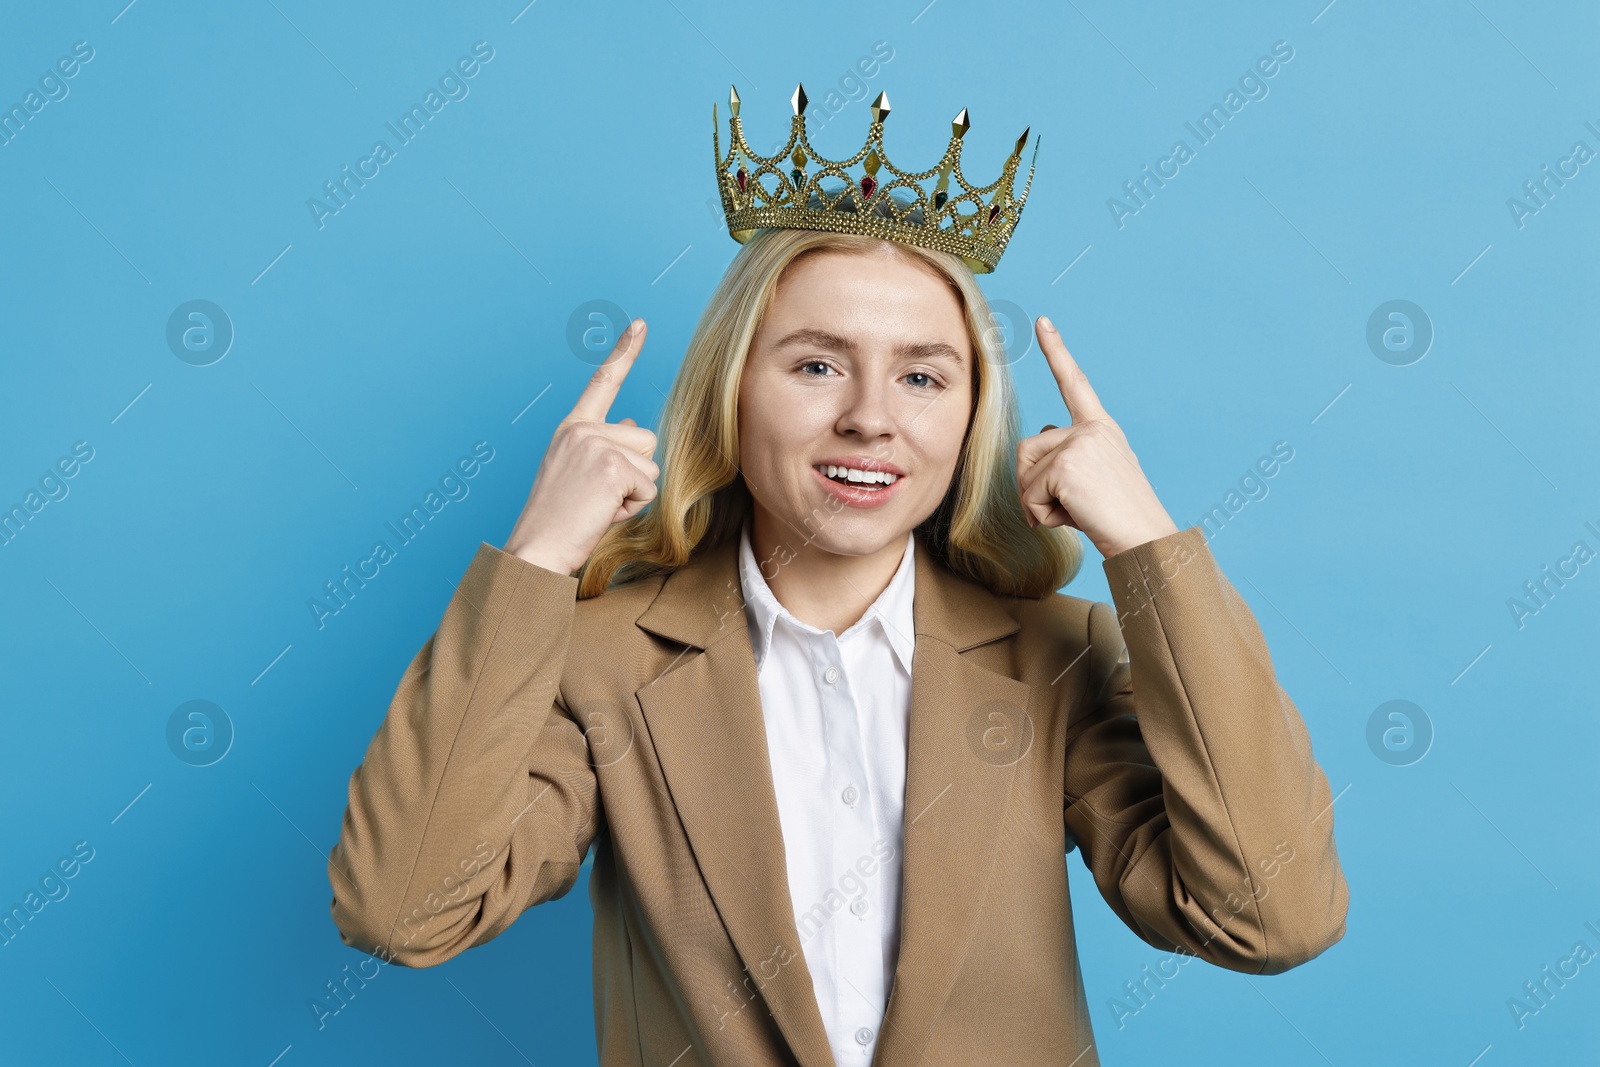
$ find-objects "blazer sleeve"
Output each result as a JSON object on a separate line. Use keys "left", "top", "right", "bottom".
{"left": 1062, "top": 525, "right": 1349, "bottom": 975}
{"left": 327, "top": 540, "right": 602, "bottom": 968}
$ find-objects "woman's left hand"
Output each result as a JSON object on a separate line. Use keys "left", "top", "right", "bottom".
{"left": 1017, "top": 316, "right": 1181, "bottom": 559}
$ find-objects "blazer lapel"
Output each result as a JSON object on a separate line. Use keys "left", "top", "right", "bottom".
{"left": 634, "top": 535, "right": 837, "bottom": 1067}
{"left": 632, "top": 531, "right": 1030, "bottom": 1067}
{"left": 871, "top": 540, "right": 1032, "bottom": 1066}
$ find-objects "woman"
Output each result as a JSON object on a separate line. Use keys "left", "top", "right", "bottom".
{"left": 327, "top": 222, "right": 1349, "bottom": 1066}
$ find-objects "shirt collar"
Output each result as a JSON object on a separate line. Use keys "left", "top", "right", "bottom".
{"left": 737, "top": 518, "right": 917, "bottom": 676}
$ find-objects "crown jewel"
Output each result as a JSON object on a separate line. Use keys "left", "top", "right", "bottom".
{"left": 713, "top": 83, "right": 1039, "bottom": 274}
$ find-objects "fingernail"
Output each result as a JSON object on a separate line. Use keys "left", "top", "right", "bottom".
{"left": 1038, "top": 315, "right": 1056, "bottom": 334}
{"left": 629, "top": 318, "right": 643, "bottom": 335}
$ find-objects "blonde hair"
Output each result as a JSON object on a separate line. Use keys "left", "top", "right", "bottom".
{"left": 574, "top": 226, "right": 1082, "bottom": 600}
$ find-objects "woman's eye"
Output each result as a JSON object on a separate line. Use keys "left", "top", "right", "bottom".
{"left": 796, "top": 362, "right": 938, "bottom": 389}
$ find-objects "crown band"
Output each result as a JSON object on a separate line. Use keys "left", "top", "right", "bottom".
{"left": 713, "top": 84, "right": 1039, "bottom": 274}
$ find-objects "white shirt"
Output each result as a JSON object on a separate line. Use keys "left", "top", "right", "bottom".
{"left": 737, "top": 520, "right": 916, "bottom": 1065}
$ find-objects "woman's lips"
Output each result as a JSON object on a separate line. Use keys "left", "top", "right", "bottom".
{"left": 811, "top": 465, "right": 906, "bottom": 509}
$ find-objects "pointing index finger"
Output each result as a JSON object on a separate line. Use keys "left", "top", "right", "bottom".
{"left": 1036, "top": 316, "right": 1106, "bottom": 424}
{"left": 570, "top": 318, "right": 646, "bottom": 423}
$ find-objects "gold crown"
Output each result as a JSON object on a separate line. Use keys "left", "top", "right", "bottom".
{"left": 713, "top": 84, "right": 1039, "bottom": 274}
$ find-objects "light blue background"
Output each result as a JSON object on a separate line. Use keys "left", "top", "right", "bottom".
{"left": 2, "top": 1, "right": 1596, "bottom": 1064}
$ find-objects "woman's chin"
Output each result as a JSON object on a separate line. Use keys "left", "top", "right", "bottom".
{"left": 784, "top": 517, "right": 914, "bottom": 560}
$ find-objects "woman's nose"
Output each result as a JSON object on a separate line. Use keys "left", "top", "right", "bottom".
{"left": 835, "top": 379, "right": 895, "bottom": 438}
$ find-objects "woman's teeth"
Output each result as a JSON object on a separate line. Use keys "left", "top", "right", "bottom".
{"left": 817, "top": 464, "right": 899, "bottom": 487}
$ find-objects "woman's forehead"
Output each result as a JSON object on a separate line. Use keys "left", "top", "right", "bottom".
{"left": 764, "top": 254, "right": 969, "bottom": 344}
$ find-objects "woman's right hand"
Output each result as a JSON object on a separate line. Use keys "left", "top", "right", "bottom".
{"left": 502, "top": 318, "right": 660, "bottom": 575}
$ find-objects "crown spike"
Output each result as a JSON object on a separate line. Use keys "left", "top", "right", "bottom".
{"left": 729, "top": 85, "right": 740, "bottom": 118}
{"left": 952, "top": 108, "right": 970, "bottom": 138}
{"left": 792, "top": 83, "right": 808, "bottom": 115}
{"left": 1013, "top": 126, "right": 1030, "bottom": 156}
{"left": 870, "top": 91, "right": 890, "bottom": 124}
{"left": 1018, "top": 133, "right": 1041, "bottom": 197}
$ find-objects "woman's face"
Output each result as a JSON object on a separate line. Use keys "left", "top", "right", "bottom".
{"left": 737, "top": 247, "right": 975, "bottom": 561}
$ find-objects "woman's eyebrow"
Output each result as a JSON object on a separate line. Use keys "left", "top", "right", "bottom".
{"left": 771, "top": 327, "right": 966, "bottom": 367}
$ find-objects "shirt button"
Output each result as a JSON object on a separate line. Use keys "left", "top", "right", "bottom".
{"left": 842, "top": 785, "right": 859, "bottom": 805}
{"left": 850, "top": 898, "right": 868, "bottom": 916}
{"left": 823, "top": 665, "right": 841, "bottom": 684}
{"left": 855, "top": 1027, "right": 874, "bottom": 1045}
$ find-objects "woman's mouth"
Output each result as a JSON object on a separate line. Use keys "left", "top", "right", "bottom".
{"left": 811, "top": 464, "right": 906, "bottom": 509}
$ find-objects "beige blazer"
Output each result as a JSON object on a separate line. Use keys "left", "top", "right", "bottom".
{"left": 327, "top": 524, "right": 1348, "bottom": 1066}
